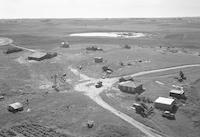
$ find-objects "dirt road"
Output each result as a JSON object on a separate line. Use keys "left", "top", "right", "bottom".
{"left": 0, "top": 37, "right": 36, "bottom": 52}
{"left": 71, "top": 64, "right": 200, "bottom": 137}
{"left": 0, "top": 37, "right": 13, "bottom": 46}
{"left": 10, "top": 43, "right": 37, "bottom": 52}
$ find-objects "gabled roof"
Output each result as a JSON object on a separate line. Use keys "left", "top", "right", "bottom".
{"left": 170, "top": 89, "right": 184, "bottom": 95}
{"left": 119, "top": 81, "right": 141, "bottom": 88}
{"left": 9, "top": 102, "right": 23, "bottom": 109}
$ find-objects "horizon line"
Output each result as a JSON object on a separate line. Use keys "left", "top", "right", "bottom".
{"left": 1, "top": 16, "right": 200, "bottom": 20}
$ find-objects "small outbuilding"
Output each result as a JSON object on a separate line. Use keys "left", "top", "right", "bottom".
{"left": 118, "top": 81, "right": 144, "bottom": 94}
{"left": 154, "top": 97, "right": 175, "bottom": 111}
{"left": 169, "top": 89, "right": 185, "bottom": 99}
{"left": 8, "top": 102, "right": 23, "bottom": 113}
{"left": 94, "top": 57, "right": 103, "bottom": 63}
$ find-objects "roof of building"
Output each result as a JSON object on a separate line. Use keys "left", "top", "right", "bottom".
{"left": 94, "top": 57, "right": 103, "bottom": 59}
{"left": 170, "top": 89, "right": 184, "bottom": 94}
{"left": 9, "top": 102, "right": 23, "bottom": 109}
{"left": 118, "top": 81, "right": 142, "bottom": 88}
{"left": 28, "top": 52, "right": 46, "bottom": 58}
{"left": 121, "top": 76, "right": 133, "bottom": 80}
{"left": 154, "top": 97, "right": 175, "bottom": 105}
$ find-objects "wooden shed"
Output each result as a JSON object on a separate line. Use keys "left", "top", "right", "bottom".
{"left": 118, "top": 81, "right": 144, "bottom": 94}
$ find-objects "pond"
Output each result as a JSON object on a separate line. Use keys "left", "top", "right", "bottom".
{"left": 69, "top": 32, "right": 146, "bottom": 38}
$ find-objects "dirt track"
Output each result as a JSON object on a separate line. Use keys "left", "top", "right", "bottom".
{"left": 0, "top": 37, "right": 13, "bottom": 46}
{"left": 71, "top": 64, "right": 200, "bottom": 137}
{"left": 0, "top": 37, "right": 36, "bottom": 52}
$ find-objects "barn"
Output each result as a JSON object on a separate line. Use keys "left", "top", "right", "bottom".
{"left": 118, "top": 81, "right": 144, "bottom": 94}
{"left": 154, "top": 97, "right": 175, "bottom": 111}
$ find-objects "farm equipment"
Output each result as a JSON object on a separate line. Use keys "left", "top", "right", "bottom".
{"left": 87, "top": 120, "right": 94, "bottom": 128}
{"left": 102, "top": 66, "right": 113, "bottom": 75}
{"left": 132, "top": 103, "right": 154, "bottom": 118}
{"left": 95, "top": 81, "right": 103, "bottom": 88}
{"left": 175, "top": 71, "right": 186, "bottom": 82}
{"left": 61, "top": 41, "right": 70, "bottom": 48}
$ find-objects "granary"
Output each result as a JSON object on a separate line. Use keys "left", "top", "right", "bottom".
{"left": 94, "top": 57, "right": 103, "bottom": 63}
{"left": 8, "top": 102, "right": 23, "bottom": 113}
{"left": 28, "top": 52, "right": 57, "bottom": 61}
{"left": 154, "top": 97, "right": 175, "bottom": 111}
{"left": 118, "top": 81, "right": 144, "bottom": 94}
{"left": 169, "top": 89, "right": 185, "bottom": 99}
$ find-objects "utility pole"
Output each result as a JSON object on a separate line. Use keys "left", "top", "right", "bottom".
{"left": 51, "top": 74, "right": 59, "bottom": 91}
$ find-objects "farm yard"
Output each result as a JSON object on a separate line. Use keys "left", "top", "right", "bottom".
{"left": 0, "top": 18, "right": 200, "bottom": 137}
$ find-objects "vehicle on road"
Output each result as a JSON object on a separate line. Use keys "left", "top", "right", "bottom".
{"left": 162, "top": 111, "right": 175, "bottom": 120}
{"left": 95, "top": 81, "right": 103, "bottom": 88}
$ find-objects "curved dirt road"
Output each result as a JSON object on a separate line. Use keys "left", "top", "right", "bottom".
{"left": 0, "top": 37, "right": 13, "bottom": 46}
{"left": 72, "top": 64, "right": 200, "bottom": 137}
{"left": 0, "top": 37, "right": 36, "bottom": 52}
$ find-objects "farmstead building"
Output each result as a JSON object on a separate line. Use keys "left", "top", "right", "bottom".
{"left": 154, "top": 97, "right": 175, "bottom": 111}
{"left": 169, "top": 89, "right": 185, "bottom": 99}
{"left": 118, "top": 81, "right": 144, "bottom": 94}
